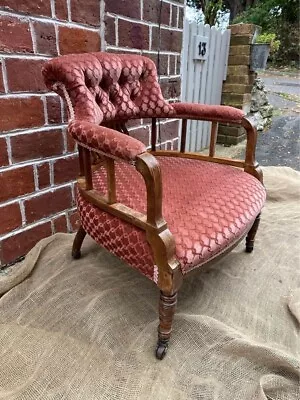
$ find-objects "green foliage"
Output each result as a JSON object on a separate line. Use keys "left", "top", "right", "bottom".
{"left": 233, "top": 0, "right": 299, "bottom": 66}
{"left": 233, "top": 0, "right": 299, "bottom": 31}
{"left": 256, "top": 33, "right": 280, "bottom": 53}
{"left": 187, "top": 0, "right": 227, "bottom": 26}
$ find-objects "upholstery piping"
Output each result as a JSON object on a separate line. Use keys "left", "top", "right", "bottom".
{"left": 52, "top": 82, "right": 75, "bottom": 121}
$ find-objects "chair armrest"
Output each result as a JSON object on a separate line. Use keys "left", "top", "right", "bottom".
{"left": 69, "top": 120, "right": 147, "bottom": 162}
{"left": 172, "top": 102, "right": 244, "bottom": 124}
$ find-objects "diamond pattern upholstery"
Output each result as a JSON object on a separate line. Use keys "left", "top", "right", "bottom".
{"left": 77, "top": 157, "right": 266, "bottom": 282}
{"left": 42, "top": 53, "right": 175, "bottom": 124}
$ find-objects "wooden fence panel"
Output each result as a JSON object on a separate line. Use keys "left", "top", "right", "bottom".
{"left": 181, "top": 22, "right": 231, "bottom": 152}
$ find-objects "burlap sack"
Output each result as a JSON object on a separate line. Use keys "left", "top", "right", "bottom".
{"left": 0, "top": 166, "right": 299, "bottom": 399}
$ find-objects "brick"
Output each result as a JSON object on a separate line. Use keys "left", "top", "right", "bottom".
{"left": 0, "top": 221, "right": 52, "bottom": 264}
{"left": 227, "top": 65, "right": 249, "bottom": 75}
{"left": 53, "top": 155, "right": 78, "bottom": 184}
{"left": 172, "top": 138, "right": 179, "bottom": 150}
{"left": 33, "top": 21, "right": 57, "bottom": 56}
{"left": 6, "top": 59, "right": 47, "bottom": 92}
{"left": 47, "top": 95, "right": 62, "bottom": 124}
{"left": 176, "top": 56, "right": 181, "bottom": 75}
{"left": 249, "top": 72, "right": 257, "bottom": 85}
{"left": 55, "top": 0, "right": 68, "bottom": 20}
{"left": 222, "top": 83, "right": 253, "bottom": 94}
{"left": 0, "top": 137, "right": 8, "bottom": 167}
{"left": 105, "top": 16, "right": 116, "bottom": 46}
{"left": 0, "top": 97, "right": 44, "bottom": 132}
{"left": 143, "top": 0, "right": 159, "bottom": 22}
{"left": 178, "top": 7, "right": 184, "bottom": 29}
{"left": 59, "top": 26, "right": 100, "bottom": 55}
{"left": 71, "top": 0, "right": 100, "bottom": 26}
{"left": 218, "top": 124, "right": 244, "bottom": 137}
{"left": 11, "top": 129, "right": 64, "bottom": 162}
{"left": 129, "top": 127, "right": 150, "bottom": 146}
{"left": 160, "top": 78, "right": 181, "bottom": 100}
{"left": 0, "top": 166, "right": 35, "bottom": 203}
{"left": 61, "top": 100, "right": 68, "bottom": 123}
{"left": 165, "top": 141, "right": 172, "bottom": 150}
{"left": 105, "top": 0, "right": 140, "bottom": 19}
{"left": 118, "top": 20, "right": 149, "bottom": 50}
{"left": 68, "top": 210, "right": 80, "bottom": 231}
{"left": 230, "top": 35, "right": 252, "bottom": 46}
{"left": 66, "top": 132, "right": 76, "bottom": 152}
{"left": 37, "top": 163, "right": 50, "bottom": 189}
{"left": 0, "top": 61, "right": 4, "bottom": 92}
{"left": 229, "top": 45, "right": 251, "bottom": 56}
{"left": 161, "top": 2, "right": 171, "bottom": 26}
{"left": 222, "top": 93, "right": 251, "bottom": 105}
{"left": 0, "top": 0, "right": 51, "bottom": 17}
{"left": 225, "top": 75, "right": 252, "bottom": 85}
{"left": 126, "top": 119, "right": 142, "bottom": 129}
{"left": 145, "top": 53, "right": 168, "bottom": 75}
{"left": 0, "top": 202, "right": 22, "bottom": 235}
{"left": 24, "top": 186, "right": 73, "bottom": 223}
{"left": 228, "top": 55, "right": 250, "bottom": 65}
{"left": 169, "top": 55, "right": 176, "bottom": 75}
{"left": 159, "top": 120, "right": 179, "bottom": 142}
{"left": 217, "top": 133, "right": 246, "bottom": 145}
{"left": 53, "top": 214, "right": 68, "bottom": 233}
{"left": 0, "top": 16, "right": 33, "bottom": 54}
{"left": 152, "top": 28, "right": 182, "bottom": 53}
{"left": 171, "top": 5, "right": 177, "bottom": 28}
{"left": 229, "top": 24, "right": 257, "bottom": 36}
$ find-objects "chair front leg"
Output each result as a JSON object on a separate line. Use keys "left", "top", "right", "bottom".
{"left": 246, "top": 213, "right": 261, "bottom": 253}
{"left": 72, "top": 225, "right": 87, "bottom": 259}
{"left": 156, "top": 291, "right": 178, "bottom": 360}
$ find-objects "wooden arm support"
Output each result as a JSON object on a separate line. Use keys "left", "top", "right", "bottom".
{"left": 151, "top": 114, "right": 263, "bottom": 184}
{"left": 77, "top": 146, "right": 182, "bottom": 293}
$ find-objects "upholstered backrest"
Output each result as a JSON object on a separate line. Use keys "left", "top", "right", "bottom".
{"left": 43, "top": 52, "right": 175, "bottom": 125}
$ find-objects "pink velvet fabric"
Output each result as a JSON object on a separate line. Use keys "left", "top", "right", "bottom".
{"left": 42, "top": 52, "right": 175, "bottom": 124}
{"left": 69, "top": 120, "right": 146, "bottom": 161}
{"left": 77, "top": 157, "right": 266, "bottom": 281}
{"left": 173, "top": 102, "right": 245, "bottom": 123}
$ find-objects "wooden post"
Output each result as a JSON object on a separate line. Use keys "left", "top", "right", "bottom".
{"left": 151, "top": 118, "right": 157, "bottom": 152}
{"left": 209, "top": 122, "right": 218, "bottom": 157}
{"left": 180, "top": 119, "right": 187, "bottom": 152}
{"left": 106, "top": 158, "right": 117, "bottom": 204}
{"left": 83, "top": 148, "right": 93, "bottom": 190}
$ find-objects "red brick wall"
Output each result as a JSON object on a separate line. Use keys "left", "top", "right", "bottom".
{"left": 0, "top": 0, "right": 184, "bottom": 265}
{"left": 105, "top": 0, "right": 184, "bottom": 149}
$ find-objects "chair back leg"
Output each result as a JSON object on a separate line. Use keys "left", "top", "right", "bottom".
{"left": 246, "top": 213, "right": 261, "bottom": 253}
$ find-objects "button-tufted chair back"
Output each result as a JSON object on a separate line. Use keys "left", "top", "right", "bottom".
{"left": 43, "top": 52, "right": 175, "bottom": 125}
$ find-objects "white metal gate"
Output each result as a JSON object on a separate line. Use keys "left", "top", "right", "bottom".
{"left": 181, "top": 21, "right": 231, "bottom": 152}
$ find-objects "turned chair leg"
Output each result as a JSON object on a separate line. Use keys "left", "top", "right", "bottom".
{"left": 246, "top": 213, "right": 261, "bottom": 253}
{"left": 72, "top": 225, "right": 87, "bottom": 259}
{"left": 156, "top": 291, "right": 178, "bottom": 360}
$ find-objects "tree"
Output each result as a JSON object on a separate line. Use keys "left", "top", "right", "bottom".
{"left": 187, "top": 0, "right": 258, "bottom": 23}
{"left": 234, "top": 0, "right": 299, "bottom": 65}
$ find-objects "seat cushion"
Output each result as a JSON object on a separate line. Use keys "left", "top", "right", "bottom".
{"left": 77, "top": 157, "right": 266, "bottom": 281}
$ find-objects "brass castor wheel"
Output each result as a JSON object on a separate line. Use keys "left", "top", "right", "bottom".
{"left": 72, "top": 250, "right": 81, "bottom": 259}
{"left": 155, "top": 341, "right": 168, "bottom": 360}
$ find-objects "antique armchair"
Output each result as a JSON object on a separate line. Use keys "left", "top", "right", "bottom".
{"left": 43, "top": 52, "right": 266, "bottom": 360}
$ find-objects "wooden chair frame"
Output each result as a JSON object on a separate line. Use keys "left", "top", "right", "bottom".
{"left": 72, "top": 115, "right": 263, "bottom": 359}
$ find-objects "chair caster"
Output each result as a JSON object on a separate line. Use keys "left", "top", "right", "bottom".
{"left": 72, "top": 250, "right": 81, "bottom": 259}
{"left": 245, "top": 242, "right": 254, "bottom": 253}
{"left": 156, "top": 341, "right": 168, "bottom": 360}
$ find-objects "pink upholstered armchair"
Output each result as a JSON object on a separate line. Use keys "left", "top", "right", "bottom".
{"left": 43, "top": 52, "right": 266, "bottom": 359}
